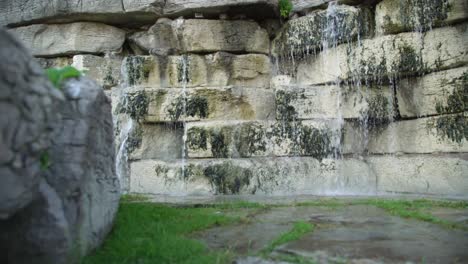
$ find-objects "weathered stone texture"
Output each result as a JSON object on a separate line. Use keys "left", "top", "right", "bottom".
{"left": 0, "top": 28, "right": 118, "bottom": 263}
{"left": 131, "top": 19, "right": 269, "bottom": 54}
{"left": 369, "top": 155, "right": 468, "bottom": 196}
{"left": 368, "top": 114, "right": 468, "bottom": 154}
{"left": 72, "top": 55, "right": 123, "bottom": 89}
{"left": 296, "top": 23, "right": 468, "bottom": 85}
{"left": 129, "top": 158, "right": 376, "bottom": 195}
{"left": 272, "top": 5, "right": 372, "bottom": 56}
{"left": 10, "top": 23, "right": 126, "bottom": 57}
{"left": 117, "top": 87, "right": 275, "bottom": 123}
{"left": 0, "top": 0, "right": 164, "bottom": 27}
{"left": 397, "top": 67, "right": 468, "bottom": 118}
{"left": 375, "top": 0, "right": 468, "bottom": 35}
{"left": 275, "top": 85, "right": 394, "bottom": 120}
{"left": 0, "top": 29, "right": 62, "bottom": 219}
{"left": 122, "top": 54, "right": 271, "bottom": 88}
{"left": 163, "top": 0, "right": 278, "bottom": 19}
{"left": 185, "top": 120, "right": 344, "bottom": 159}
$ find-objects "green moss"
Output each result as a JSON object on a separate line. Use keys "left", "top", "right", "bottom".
{"left": 167, "top": 95, "right": 209, "bottom": 121}
{"left": 40, "top": 151, "right": 51, "bottom": 171}
{"left": 119, "top": 91, "right": 149, "bottom": 121}
{"left": 187, "top": 127, "right": 208, "bottom": 151}
{"left": 126, "top": 125, "right": 143, "bottom": 154}
{"left": 236, "top": 123, "right": 267, "bottom": 157}
{"left": 429, "top": 71, "right": 467, "bottom": 144}
{"left": 125, "top": 56, "right": 153, "bottom": 86}
{"left": 204, "top": 162, "right": 253, "bottom": 194}
{"left": 46, "top": 66, "right": 82, "bottom": 89}
{"left": 276, "top": 90, "right": 299, "bottom": 121}
{"left": 210, "top": 128, "right": 231, "bottom": 158}
{"left": 300, "top": 126, "right": 336, "bottom": 159}
{"left": 364, "top": 93, "right": 392, "bottom": 127}
{"left": 396, "top": 42, "right": 423, "bottom": 74}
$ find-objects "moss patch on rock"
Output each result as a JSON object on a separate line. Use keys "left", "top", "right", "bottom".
{"left": 204, "top": 162, "right": 253, "bottom": 194}
{"left": 118, "top": 91, "right": 150, "bottom": 121}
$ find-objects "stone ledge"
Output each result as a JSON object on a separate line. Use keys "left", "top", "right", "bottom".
{"left": 128, "top": 154, "right": 468, "bottom": 197}
{"left": 116, "top": 87, "right": 276, "bottom": 123}
{"left": 129, "top": 19, "right": 270, "bottom": 55}
{"left": 397, "top": 66, "right": 468, "bottom": 118}
{"left": 10, "top": 23, "right": 126, "bottom": 57}
{"left": 375, "top": 0, "right": 468, "bottom": 35}
{"left": 122, "top": 53, "right": 271, "bottom": 89}
{"left": 296, "top": 23, "right": 468, "bottom": 85}
{"left": 129, "top": 157, "right": 376, "bottom": 195}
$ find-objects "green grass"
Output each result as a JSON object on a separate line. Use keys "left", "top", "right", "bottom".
{"left": 363, "top": 199, "right": 468, "bottom": 231}
{"left": 82, "top": 203, "right": 238, "bottom": 264}
{"left": 262, "top": 221, "right": 314, "bottom": 254}
{"left": 83, "top": 198, "right": 467, "bottom": 264}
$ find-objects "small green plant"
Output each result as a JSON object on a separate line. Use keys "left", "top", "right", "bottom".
{"left": 46, "top": 66, "right": 82, "bottom": 89}
{"left": 279, "top": 0, "right": 293, "bottom": 19}
{"left": 39, "top": 151, "right": 51, "bottom": 171}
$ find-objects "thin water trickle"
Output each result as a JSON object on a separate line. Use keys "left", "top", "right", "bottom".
{"left": 180, "top": 54, "right": 189, "bottom": 180}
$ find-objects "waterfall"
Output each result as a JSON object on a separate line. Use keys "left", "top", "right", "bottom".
{"left": 180, "top": 54, "right": 189, "bottom": 179}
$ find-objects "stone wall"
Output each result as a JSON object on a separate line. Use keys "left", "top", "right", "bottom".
{"left": 3, "top": 0, "right": 467, "bottom": 198}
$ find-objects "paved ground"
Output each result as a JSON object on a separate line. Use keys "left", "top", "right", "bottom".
{"left": 190, "top": 202, "right": 468, "bottom": 264}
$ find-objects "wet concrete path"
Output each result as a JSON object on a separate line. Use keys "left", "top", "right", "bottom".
{"left": 184, "top": 198, "right": 468, "bottom": 264}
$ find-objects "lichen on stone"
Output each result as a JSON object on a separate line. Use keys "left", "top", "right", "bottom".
{"left": 124, "top": 56, "right": 153, "bottom": 86}
{"left": 187, "top": 127, "right": 208, "bottom": 150}
{"left": 210, "top": 128, "right": 232, "bottom": 158}
{"left": 118, "top": 91, "right": 149, "bottom": 121}
{"left": 395, "top": 42, "right": 424, "bottom": 75}
{"left": 235, "top": 123, "right": 267, "bottom": 157}
{"left": 276, "top": 90, "right": 299, "bottom": 121}
{"left": 428, "top": 71, "right": 468, "bottom": 144}
{"left": 167, "top": 94, "right": 209, "bottom": 121}
{"left": 204, "top": 162, "right": 252, "bottom": 194}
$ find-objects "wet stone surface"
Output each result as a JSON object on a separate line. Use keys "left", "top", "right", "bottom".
{"left": 194, "top": 205, "right": 468, "bottom": 264}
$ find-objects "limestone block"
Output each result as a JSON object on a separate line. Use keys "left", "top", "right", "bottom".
{"left": 128, "top": 123, "right": 184, "bottom": 161}
{"left": 296, "top": 24, "right": 468, "bottom": 85}
{"left": 296, "top": 45, "right": 349, "bottom": 85}
{"left": 72, "top": 55, "right": 122, "bottom": 89}
{"left": 185, "top": 120, "right": 346, "bottom": 159}
{"left": 163, "top": 0, "right": 278, "bottom": 19}
{"left": 121, "top": 53, "right": 271, "bottom": 88}
{"left": 122, "top": 56, "right": 162, "bottom": 87}
{"left": 272, "top": 5, "right": 372, "bottom": 56}
{"left": 369, "top": 155, "right": 468, "bottom": 197}
{"left": 375, "top": 0, "right": 468, "bottom": 35}
{"left": 129, "top": 157, "right": 376, "bottom": 195}
{"left": 118, "top": 87, "right": 276, "bottom": 123}
{"left": 368, "top": 114, "right": 468, "bottom": 154}
{"left": 275, "top": 85, "right": 395, "bottom": 120}
{"left": 10, "top": 23, "right": 126, "bottom": 57}
{"left": 398, "top": 67, "right": 468, "bottom": 118}
{"left": 291, "top": 0, "right": 381, "bottom": 14}
{"left": 0, "top": 0, "right": 164, "bottom": 27}
{"left": 128, "top": 18, "right": 180, "bottom": 56}
{"left": 178, "top": 19, "right": 270, "bottom": 54}
{"left": 36, "top": 57, "right": 73, "bottom": 69}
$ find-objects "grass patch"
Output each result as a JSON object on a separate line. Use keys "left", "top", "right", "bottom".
{"left": 82, "top": 203, "right": 239, "bottom": 264}
{"left": 363, "top": 199, "right": 468, "bottom": 231}
{"left": 262, "top": 221, "right": 314, "bottom": 254}
{"left": 121, "top": 194, "right": 151, "bottom": 203}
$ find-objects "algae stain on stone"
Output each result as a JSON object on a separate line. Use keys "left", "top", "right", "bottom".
{"left": 428, "top": 71, "right": 468, "bottom": 144}
{"left": 204, "top": 162, "right": 253, "bottom": 194}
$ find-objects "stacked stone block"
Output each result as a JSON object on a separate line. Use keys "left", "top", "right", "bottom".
{"left": 3, "top": 0, "right": 466, "bottom": 197}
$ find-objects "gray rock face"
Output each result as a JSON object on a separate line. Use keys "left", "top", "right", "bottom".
{"left": 0, "top": 28, "right": 119, "bottom": 263}
{"left": 0, "top": 0, "right": 164, "bottom": 27}
{"left": 0, "top": 28, "right": 62, "bottom": 219}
